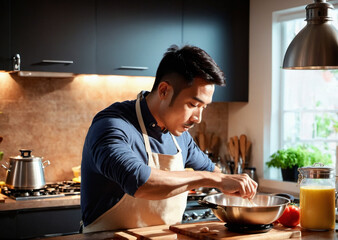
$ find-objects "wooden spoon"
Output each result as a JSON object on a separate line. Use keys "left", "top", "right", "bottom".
{"left": 233, "top": 136, "right": 239, "bottom": 174}
{"left": 210, "top": 135, "right": 220, "bottom": 156}
{"left": 197, "top": 121, "right": 207, "bottom": 152}
{"left": 228, "top": 138, "right": 235, "bottom": 159}
{"left": 239, "top": 134, "right": 247, "bottom": 170}
{"left": 198, "top": 132, "right": 206, "bottom": 152}
{"left": 199, "top": 121, "right": 206, "bottom": 134}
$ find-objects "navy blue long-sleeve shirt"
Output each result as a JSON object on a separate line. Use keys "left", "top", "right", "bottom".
{"left": 81, "top": 92, "right": 215, "bottom": 226}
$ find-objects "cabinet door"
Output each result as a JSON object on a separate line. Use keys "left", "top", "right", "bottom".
{"left": 183, "top": 0, "right": 249, "bottom": 102}
{"left": 0, "top": 0, "right": 10, "bottom": 71}
{"left": 11, "top": 0, "right": 96, "bottom": 74}
{"left": 96, "top": 0, "right": 182, "bottom": 76}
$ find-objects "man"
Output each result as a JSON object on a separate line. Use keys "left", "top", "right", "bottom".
{"left": 81, "top": 45, "right": 257, "bottom": 233}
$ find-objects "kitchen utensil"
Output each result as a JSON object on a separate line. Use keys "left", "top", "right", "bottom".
{"left": 226, "top": 141, "right": 236, "bottom": 174}
{"left": 205, "top": 132, "right": 212, "bottom": 152}
{"left": 199, "top": 193, "right": 290, "bottom": 226}
{"left": 170, "top": 222, "right": 301, "bottom": 239}
{"left": 199, "top": 132, "right": 206, "bottom": 152}
{"left": 216, "top": 157, "right": 229, "bottom": 174}
{"left": 227, "top": 141, "right": 233, "bottom": 159}
{"left": 209, "top": 135, "right": 220, "bottom": 157}
{"left": 239, "top": 134, "right": 247, "bottom": 170}
{"left": 225, "top": 161, "right": 233, "bottom": 174}
{"left": 198, "top": 121, "right": 207, "bottom": 152}
{"left": 232, "top": 136, "right": 239, "bottom": 173}
{"left": 2, "top": 149, "right": 50, "bottom": 190}
{"left": 199, "top": 121, "right": 206, "bottom": 134}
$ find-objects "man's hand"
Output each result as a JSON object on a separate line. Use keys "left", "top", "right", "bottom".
{"left": 218, "top": 173, "right": 257, "bottom": 199}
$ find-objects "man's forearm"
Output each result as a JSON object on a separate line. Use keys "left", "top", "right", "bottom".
{"left": 134, "top": 168, "right": 220, "bottom": 199}
{"left": 134, "top": 167, "right": 258, "bottom": 200}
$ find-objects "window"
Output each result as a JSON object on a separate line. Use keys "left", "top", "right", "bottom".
{"left": 268, "top": 6, "right": 338, "bottom": 181}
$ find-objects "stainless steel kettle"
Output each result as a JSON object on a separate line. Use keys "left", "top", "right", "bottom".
{"left": 1, "top": 149, "right": 50, "bottom": 190}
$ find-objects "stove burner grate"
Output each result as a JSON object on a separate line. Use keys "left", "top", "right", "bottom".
{"left": 1, "top": 181, "right": 80, "bottom": 201}
{"left": 225, "top": 223, "right": 273, "bottom": 234}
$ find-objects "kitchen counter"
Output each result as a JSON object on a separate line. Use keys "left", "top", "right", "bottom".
{"left": 0, "top": 193, "right": 80, "bottom": 211}
{"left": 1, "top": 193, "right": 336, "bottom": 239}
{"left": 37, "top": 222, "right": 338, "bottom": 240}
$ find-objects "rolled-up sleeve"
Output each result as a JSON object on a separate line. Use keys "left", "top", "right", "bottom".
{"left": 87, "top": 117, "right": 151, "bottom": 196}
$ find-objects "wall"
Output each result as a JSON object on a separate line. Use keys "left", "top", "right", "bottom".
{"left": 228, "top": 0, "right": 310, "bottom": 181}
{"left": 0, "top": 73, "right": 228, "bottom": 182}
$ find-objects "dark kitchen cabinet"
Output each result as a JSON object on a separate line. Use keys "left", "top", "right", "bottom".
{"left": 96, "top": 0, "right": 182, "bottom": 76}
{"left": 10, "top": 0, "right": 96, "bottom": 74}
{"left": 0, "top": 206, "right": 81, "bottom": 239}
{"left": 182, "top": 0, "right": 249, "bottom": 102}
{"left": 0, "top": 0, "right": 10, "bottom": 71}
{"left": 2, "top": 0, "right": 249, "bottom": 102}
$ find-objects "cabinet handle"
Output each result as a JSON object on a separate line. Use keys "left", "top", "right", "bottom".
{"left": 41, "top": 60, "right": 74, "bottom": 64}
{"left": 13, "top": 54, "right": 21, "bottom": 71}
{"left": 119, "top": 66, "right": 148, "bottom": 70}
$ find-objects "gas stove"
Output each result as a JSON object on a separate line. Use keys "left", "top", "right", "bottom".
{"left": 1, "top": 181, "right": 80, "bottom": 201}
{"left": 182, "top": 188, "right": 219, "bottom": 223}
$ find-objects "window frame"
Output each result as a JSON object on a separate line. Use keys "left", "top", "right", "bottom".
{"left": 259, "top": 3, "right": 338, "bottom": 195}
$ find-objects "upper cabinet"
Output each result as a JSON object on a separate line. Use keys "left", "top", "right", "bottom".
{"left": 182, "top": 0, "right": 249, "bottom": 102}
{"left": 10, "top": 0, "right": 96, "bottom": 74}
{"left": 0, "top": 0, "right": 10, "bottom": 71}
{"left": 96, "top": 0, "right": 182, "bottom": 76}
{"left": 1, "top": 0, "right": 249, "bottom": 102}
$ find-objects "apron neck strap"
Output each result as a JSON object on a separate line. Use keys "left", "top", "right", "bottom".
{"left": 136, "top": 93, "right": 153, "bottom": 162}
{"left": 135, "top": 92, "right": 182, "bottom": 159}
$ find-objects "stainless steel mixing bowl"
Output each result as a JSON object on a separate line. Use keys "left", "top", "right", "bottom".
{"left": 199, "top": 193, "right": 290, "bottom": 225}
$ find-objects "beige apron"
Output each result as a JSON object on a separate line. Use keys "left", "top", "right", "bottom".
{"left": 83, "top": 93, "right": 188, "bottom": 233}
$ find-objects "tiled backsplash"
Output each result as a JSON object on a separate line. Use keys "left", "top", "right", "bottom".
{"left": 0, "top": 73, "right": 228, "bottom": 182}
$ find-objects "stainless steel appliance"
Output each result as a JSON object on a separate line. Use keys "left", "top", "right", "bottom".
{"left": 2, "top": 149, "right": 50, "bottom": 190}
{"left": 0, "top": 181, "right": 80, "bottom": 200}
{"left": 182, "top": 188, "right": 219, "bottom": 223}
{"left": 199, "top": 193, "right": 290, "bottom": 233}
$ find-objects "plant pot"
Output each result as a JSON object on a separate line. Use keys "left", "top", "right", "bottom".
{"left": 281, "top": 166, "right": 299, "bottom": 182}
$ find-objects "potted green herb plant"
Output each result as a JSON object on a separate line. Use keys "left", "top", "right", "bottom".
{"left": 266, "top": 145, "right": 332, "bottom": 182}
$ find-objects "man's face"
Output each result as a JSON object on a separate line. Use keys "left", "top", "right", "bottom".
{"left": 158, "top": 77, "right": 215, "bottom": 136}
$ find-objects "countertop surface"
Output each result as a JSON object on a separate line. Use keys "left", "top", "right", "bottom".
{"left": 1, "top": 193, "right": 337, "bottom": 239}
{"left": 0, "top": 193, "right": 80, "bottom": 211}
{"left": 36, "top": 222, "right": 338, "bottom": 240}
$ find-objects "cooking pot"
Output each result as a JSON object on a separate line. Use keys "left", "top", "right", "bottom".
{"left": 199, "top": 193, "right": 290, "bottom": 225}
{"left": 1, "top": 149, "right": 50, "bottom": 190}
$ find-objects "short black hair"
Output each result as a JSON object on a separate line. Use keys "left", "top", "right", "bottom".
{"left": 151, "top": 45, "right": 225, "bottom": 93}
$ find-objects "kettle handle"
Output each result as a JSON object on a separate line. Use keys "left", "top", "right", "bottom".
{"left": 1, "top": 162, "right": 10, "bottom": 172}
{"left": 42, "top": 160, "right": 50, "bottom": 169}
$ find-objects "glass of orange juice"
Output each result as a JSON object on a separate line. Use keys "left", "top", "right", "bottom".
{"left": 298, "top": 164, "right": 336, "bottom": 231}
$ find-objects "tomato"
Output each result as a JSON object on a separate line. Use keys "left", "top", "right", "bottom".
{"left": 277, "top": 204, "right": 300, "bottom": 228}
